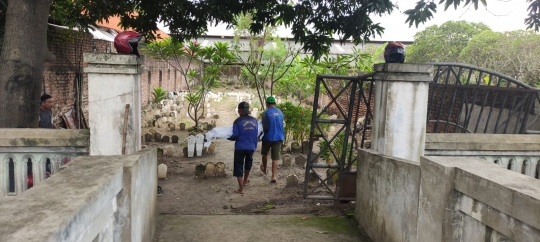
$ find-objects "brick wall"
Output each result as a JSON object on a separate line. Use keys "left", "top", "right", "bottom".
{"left": 44, "top": 26, "right": 176, "bottom": 128}
{"left": 141, "top": 54, "right": 204, "bottom": 106}
{"left": 44, "top": 27, "right": 112, "bottom": 128}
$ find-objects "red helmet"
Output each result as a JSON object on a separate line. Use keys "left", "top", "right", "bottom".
{"left": 384, "top": 42, "right": 406, "bottom": 63}
{"left": 114, "top": 31, "right": 142, "bottom": 56}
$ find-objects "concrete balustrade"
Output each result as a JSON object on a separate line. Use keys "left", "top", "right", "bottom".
{"left": 0, "top": 148, "right": 157, "bottom": 242}
{"left": 425, "top": 133, "right": 540, "bottom": 179}
{"left": 0, "top": 129, "right": 90, "bottom": 196}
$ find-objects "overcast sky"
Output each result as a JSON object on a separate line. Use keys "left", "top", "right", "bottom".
{"left": 159, "top": 0, "right": 531, "bottom": 41}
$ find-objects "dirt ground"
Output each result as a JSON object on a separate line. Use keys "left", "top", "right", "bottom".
{"left": 144, "top": 90, "right": 364, "bottom": 240}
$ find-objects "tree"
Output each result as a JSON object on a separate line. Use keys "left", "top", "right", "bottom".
{"left": 404, "top": 0, "right": 540, "bottom": 31}
{"left": 2, "top": 0, "right": 540, "bottom": 127}
{"left": 459, "top": 30, "right": 540, "bottom": 86}
{"left": 232, "top": 13, "right": 299, "bottom": 108}
{"left": 0, "top": 0, "right": 396, "bottom": 127}
{"left": 145, "top": 39, "right": 235, "bottom": 128}
{"left": 406, "top": 21, "right": 490, "bottom": 63}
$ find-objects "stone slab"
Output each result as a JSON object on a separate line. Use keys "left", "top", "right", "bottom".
{"left": 425, "top": 133, "right": 540, "bottom": 151}
{"left": 0, "top": 129, "right": 89, "bottom": 147}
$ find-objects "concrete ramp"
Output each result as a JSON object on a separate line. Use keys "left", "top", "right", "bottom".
{"left": 154, "top": 215, "right": 369, "bottom": 242}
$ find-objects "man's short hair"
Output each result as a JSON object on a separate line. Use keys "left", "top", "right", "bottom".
{"left": 40, "top": 94, "right": 52, "bottom": 103}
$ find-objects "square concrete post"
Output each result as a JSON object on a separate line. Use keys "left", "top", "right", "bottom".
{"left": 372, "top": 63, "right": 433, "bottom": 162}
{"left": 84, "top": 53, "right": 144, "bottom": 156}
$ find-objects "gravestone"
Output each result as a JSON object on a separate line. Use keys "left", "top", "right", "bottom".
{"left": 205, "top": 162, "right": 216, "bottom": 178}
{"left": 202, "top": 122, "right": 208, "bottom": 130}
{"left": 148, "top": 120, "right": 154, "bottom": 127}
{"left": 195, "top": 164, "right": 206, "bottom": 178}
{"left": 144, "top": 133, "right": 153, "bottom": 142}
{"left": 215, "top": 162, "right": 226, "bottom": 177}
{"left": 180, "top": 123, "right": 186, "bottom": 130}
{"left": 183, "top": 147, "right": 188, "bottom": 157}
{"left": 207, "top": 143, "right": 216, "bottom": 155}
{"left": 157, "top": 148, "right": 164, "bottom": 157}
{"left": 302, "top": 141, "right": 309, "bottom": 155}
{"left": 295, "top": 155, "right": 307, "bottom": 168}
{"left": 168, "top": 123, "right": 176, "bottom": 131}
{"left": 211, "top": 120, "right": 217, "bottom": 127}
{"left": 171, "top": 135, "right": 179, "bottom": 143}
{"left": 286, "top": 175, "right": 299, "bottom": 188}
{"left": 162, "top": 136, "right": 170, "bottom": 143}
{"left": 195, "top": 134, "right": 204, "bottom": 156}
{"left": 310, "top": 152, "right": 319, "bottom": 164}
{"left": 291, "top": 142, "right": 302, "bottom": 153}
{"left": 282, "top": 154, "right": 292, "bottom": 167}
{"left": 149, "top": 128, "right": 157, "bottom": 135}
{"left": 187, "top": 135, "right": 196, "bottom": 157}
{"left": 154, "top": 132, "right": 162, "bottom": 142}
{"left": 308, "top": 172, "right": 319, "bottom": 187}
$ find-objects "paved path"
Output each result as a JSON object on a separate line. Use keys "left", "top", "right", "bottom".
{"left": 154, "top": 215, "right": 370, "bottom": 242}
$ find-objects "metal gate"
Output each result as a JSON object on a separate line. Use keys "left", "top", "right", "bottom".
{"left": 428, "top": 63, "right": 540, "bottom": 134}
{"left": 303, "top": 73, "right": 375, "bottom": 200}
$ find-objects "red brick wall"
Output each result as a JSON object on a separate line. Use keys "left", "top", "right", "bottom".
{"left": 140, "top": 56, "right": 194, "bottom": 106}
{"left": 44, "top": 27, "right": 112, "bottom": 128}
{"left": 43, "top": 26, "right": 176, "bottom": 128}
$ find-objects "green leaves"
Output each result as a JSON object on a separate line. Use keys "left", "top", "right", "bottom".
{"left": 404, "top": 1, "right": 437, "bottom": 28}
{"left": 152, "top": 87, "right": 168, "bottom": 104}
{"left": 406, "top": 20, "right": 490, "bottom": 63}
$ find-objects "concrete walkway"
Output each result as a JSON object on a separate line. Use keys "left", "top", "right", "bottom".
{"left": 154, "top": 215, "right": 370, "bottom": 242}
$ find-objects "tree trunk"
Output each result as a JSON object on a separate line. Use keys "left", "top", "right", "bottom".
{"left": 0, "top": 0, "right": 51, "bottom": 127}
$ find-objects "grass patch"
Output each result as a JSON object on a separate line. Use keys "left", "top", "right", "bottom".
{"left": 275, "top": 216, "right": 358, "bottom": 235}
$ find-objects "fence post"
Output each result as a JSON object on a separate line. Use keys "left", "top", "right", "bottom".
{"left": 372, "top": 63, "right": 433, "bottom": 162}
{"left": 84, "top": 53, "right": 144, "bottom": 155}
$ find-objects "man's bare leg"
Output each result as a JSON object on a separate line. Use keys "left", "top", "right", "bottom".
{"left": 243, "top": 170, "right": 251, "bottom": 185}
{"left": 235, "top": 176, "right": 244, "bottom": 194}
{"left": 271, "top": 159, "right": 278, "bottom": 182}
{"left": 261, "top": 154, "right": 268, "bottom": 175}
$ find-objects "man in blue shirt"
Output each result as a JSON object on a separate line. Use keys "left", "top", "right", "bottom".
{"left": 260, "top": 96, "right": 284, "bottom": 183}
{"left": 228, "top": 101, "right": 258, "bottom": 194}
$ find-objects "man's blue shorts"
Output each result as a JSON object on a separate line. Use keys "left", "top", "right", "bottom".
{"left": 233, "top": 150, "right": 254, "bottom": 177}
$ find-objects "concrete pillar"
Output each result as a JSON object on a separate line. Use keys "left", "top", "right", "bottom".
{"left": 372, "top": 63, "right": 433, "bottom": 162}
{"left": 84, "top": 53, "right": 144, "bottom": 155}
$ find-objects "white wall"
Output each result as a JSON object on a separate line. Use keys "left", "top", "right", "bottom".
{"left": 84, "top": 53, "right": 143, "bottom": 156}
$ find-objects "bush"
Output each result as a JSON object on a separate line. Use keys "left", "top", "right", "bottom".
{"left": 152, "top": 86, "right": 167, "bottom": 104}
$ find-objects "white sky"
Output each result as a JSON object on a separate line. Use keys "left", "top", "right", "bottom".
{"left": 158, "top": 0, "right": 531, "bottom": 41}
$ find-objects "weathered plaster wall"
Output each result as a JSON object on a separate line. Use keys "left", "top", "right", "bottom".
{"left": 355, "top": 149, "right": 421, "bottom": 242}
{"left": 419, "top": 156, "right": 540, "bottom": 241}
{"left": 116, "top": 149, "right": 157, "bottom": 242}
{"left": 84, "top": 53, "right": 143, "bottom": 156}
{"left": 372, "top": 63, "right": 432, "bottom": 162}
{"left": 356, "top": 149, "right": 540, "bottom": 242}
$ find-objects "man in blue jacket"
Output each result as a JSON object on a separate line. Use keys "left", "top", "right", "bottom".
{"left": 228, "top": 101, "right": 258, "bottom": 194}
{"left": 260, "top": 96, "right": 284, "bottom": 183}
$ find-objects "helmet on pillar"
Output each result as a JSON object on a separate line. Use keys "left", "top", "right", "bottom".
{"left": 384, "top": 42, "right": 406, "bottom": 63}
{"left": 114, "top": 31, "right": 143, "bottom": 56}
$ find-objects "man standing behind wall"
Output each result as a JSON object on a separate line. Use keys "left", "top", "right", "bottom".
{"left": 260, "top": 96, "right": 284, "bottom": 183}
{"left": 39, "top": 94, "right": 56, "bottom": 129}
